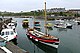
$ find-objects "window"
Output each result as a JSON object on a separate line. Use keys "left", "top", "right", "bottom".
{"left": 1, "top": 32, "right": 4, "bottom": 36}
{"left": 11, "top": 31, "right": 14, "bottom": 35}
{"left": 6, "top": 31, "right": 9, "bottom": 35}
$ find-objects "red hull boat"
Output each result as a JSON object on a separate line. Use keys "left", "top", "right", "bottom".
{"left": 26, "top": 0, "right": 60, "bottom": 48}
{"left": 27, "top": 28, "right": 59, "bottom": 48}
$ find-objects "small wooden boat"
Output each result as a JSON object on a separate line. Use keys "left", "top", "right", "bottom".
{"left": 34, "top": 27, "right": 41, "bottom": 31}
{"left": 54, "top": 20, "right": 72, "bottom": 28}
{"left": 22, "top": 19, "right": 29, "bottom": 28}
{"left": 46, "top": 23, "right": 53, "bottom": 28}
{"left": 34, "top": 22, "right": 40, "bottom": 26}
{"left": 75, "top": 20, "right": 80, "bottom": 25}
{"left": 77, "top": 22, "right": 80, "bottom": 25}
{"left": 27, "top": 28, "right": 59, "bottom": 48}
{"left": 26, "top": 0, "right": 60, "bottom": 48}
{"left": 34, "top": 22, "right": 41, "bottom": 31}
{"left": 66, "top": 23, "right": 72, "bottom": 28}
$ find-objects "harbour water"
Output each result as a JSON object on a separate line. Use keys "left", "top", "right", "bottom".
{"left": 14, "top": 17, "right": 80, "bottom": 53}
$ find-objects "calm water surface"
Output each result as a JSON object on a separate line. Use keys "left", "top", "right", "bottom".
{"left": 14, "top": 18, "right": 80, "bottom": 53}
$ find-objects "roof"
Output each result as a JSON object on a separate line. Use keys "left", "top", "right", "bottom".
{"left": 69, "top": 9, "right": 80, "bottom": 11}
{"left": 1, "top": 29, "right": 13, "bottom": 32}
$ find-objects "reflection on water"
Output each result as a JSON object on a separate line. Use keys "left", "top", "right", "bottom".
{"left": 27, "top": 35, "right": 57, "bottom": 53}
{"left": 22, "top": 25, "right": 28, "bottom": 29}
{"left": 13, "top": 18, "right": 80, "bottom": 53}
{"left": 47, "top": 27, "right": 53, "bottom": 31}
{"left": 57, "top": 28, "right": 67, "bottom": 32}
{"left": 11, "top": 38, "right": 18, "bottom": 45}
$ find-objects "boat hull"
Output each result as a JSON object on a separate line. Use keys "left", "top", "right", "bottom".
{"left": 77, "top": 22, "right": 80, "bottom": 25}
{"left": 26, "top": 32, "right": 59, "bottom": 48}
{"left": 66, "top": 25, "right": 72, "bottom": 29}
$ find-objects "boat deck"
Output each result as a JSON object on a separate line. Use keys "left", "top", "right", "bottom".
{"left": 29, "top": 30, "right": 57, "bottom": 39}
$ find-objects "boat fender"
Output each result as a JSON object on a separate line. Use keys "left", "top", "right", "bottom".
{"left": 35, "top": 39, "right": 38, "bottom": 41}
{"left": 30, "top": 36, "right": 32, "bottom": 38}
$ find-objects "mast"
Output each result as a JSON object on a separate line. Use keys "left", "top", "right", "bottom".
{"left": 34, "top": 11, "right": 35, "bottom": 23}
{"left": 44, "top": 0, "right": 47, "bottom": 35}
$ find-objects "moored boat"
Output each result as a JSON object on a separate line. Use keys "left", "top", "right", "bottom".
{"left": 27, "top": 28, "right": 59, "bottom": 48}
{"left": 34, "top": 22, "right": 41, "bottom": 31}
{"left": 54, "top": 20, "right": 72, "bottom": 29}
{"left": 77, "top": 22, "right": 80, "bottom": 25}
{"left": 46, "top": 23, "right": 53, "bottom": 28}
{"left": 11, "top": 20, "right": 17, "bottom": 27}
{"left": 34, "top": 22, "right": 40, "bottom": 26}
{"left": 22, "top": 19, "right": 29, "bottom": 26}
{"left": 75, "top": 20, "right": 80, "bottom": 25}
{"left": 7, "top": 23, "right": 16, "bottom": 30}
{"left": 66, "top": 23, "right": 72, "bottom": 28}
{"left": 26, "top": 0, "right": 60, "bottom": 48}
{"left": 0, "top": 29, "right": 17, "bottom": 41}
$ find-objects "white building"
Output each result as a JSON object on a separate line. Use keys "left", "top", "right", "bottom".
{"left": 47, "top": 8, "right": 66, "bottom": 13}
{"left": 68, "top": 9, "right": 80, "bottom": 14}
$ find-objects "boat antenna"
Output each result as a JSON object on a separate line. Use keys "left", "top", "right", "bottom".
{"left": 44, "top": 0, "right": 47, "bottom": 35}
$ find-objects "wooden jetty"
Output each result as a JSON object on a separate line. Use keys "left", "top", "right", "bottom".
{"left": 0, "top": 18, "right": 29, "bottom": 53}
{"left": 0, "top": 38, "right": 29, "bottom": 53}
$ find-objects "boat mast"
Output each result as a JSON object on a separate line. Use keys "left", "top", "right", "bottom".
{"left": 34, "top": 11, "right": 36, "bottom": 22}
{"left": 44, "top": 0, "right": 47, "bottom": 35}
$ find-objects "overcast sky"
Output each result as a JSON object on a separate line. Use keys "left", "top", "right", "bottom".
{"left": 0, "top": 0, "right": 80, "bottom": 12}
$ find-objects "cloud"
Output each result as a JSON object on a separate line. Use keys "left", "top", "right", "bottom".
{"left": 0, "top": 0, "right": 80, "bottom": 12}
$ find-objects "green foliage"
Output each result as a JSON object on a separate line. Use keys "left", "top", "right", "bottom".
{"left": 0, "top": 11, "right": 80, "bottom": 17}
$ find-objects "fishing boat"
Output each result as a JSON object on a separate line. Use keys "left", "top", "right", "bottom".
{"left": 27, "top": 35, "right": 57, "bottom": 53}
{"left": 7, "top": 23, "right": 16, "bottom": 30}
{"left": 34, "top": 22, "right": 40, "bottom": 26}
{"left": 0, "top": 29, "right": 17, "bottom": 41}
{"left": 75, "top": 20, "right": 80, "bottom": 25}
{"left": 22, "top": 19, "right": 29, "bottom": 28}
{"left": 34, "top": 22, "right": 41, "bottom": 31}
{"left": 27, "top": 28, "right": 59, "bottom": 48}
{"left": 54, "top": 20, "right": 72, "bottom": 28}
{"left": 54, "top": 22, "right": 72, "bottom": 28}
{"left": 66, "top": 22, "right": 72, "bottom": 28}
{"left": 26, "top": 0, "right": 60, "bottom": 48}
{"left": 11, "top": 20, "right": 17, "bottom": 27}
{"left": 54, "top": 23, "right": 66, "bottom": 28}
{"left": 77, "top": 21, "right": 80, "bottom": 25}
{"left": 46, "top": 23, "right": 53, "bottom": 30}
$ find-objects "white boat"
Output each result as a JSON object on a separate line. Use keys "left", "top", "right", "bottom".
{"left": 74, "top": 20, "right": 80, "bottom": 25}
{"left": 0, "top": 29, "right": 17, "bottom": 41}
{"left": 54, "top": 23, "right": 66, "bottom": 28}
{"left": 54, "top": 20, "right": 72, "bottom": 28}
{"left": 11, "top": 20, "right": 17, "bottom": 27}
{"left": 66, "top": 22, "right": 72, "bottom": 28}
{"left": 7, "top": 23, "right": 16, "bottom": 30}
